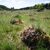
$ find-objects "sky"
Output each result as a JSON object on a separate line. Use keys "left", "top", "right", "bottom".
{"left": 0, "top": 0, "right": 50, "bottom": 9}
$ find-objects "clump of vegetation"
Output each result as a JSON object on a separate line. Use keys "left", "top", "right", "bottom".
{"left": 42, "top": 35, "right": 50, "bottom": 50}
{"left": 4, "top": 45, "right": 12, "bottom": 50}
{"left": 21, "top": 27, "right": 50, "bottom": 50}
{"left": 44, "top": 17, "right": 50, "bottom": 20}
{"left": 10, "top": 19, "right": 17, "bottom": 24}
{"left": 34, "top": 4, "right": 44, "bottom": 12}
{"left": 30, "top": 17, "right": 36, "bottom": 21}
{"left": 10, "top": 19, "right": 23, "bottom": 25}
{"left": 10, "top": 15, "right": 23, "bottom": 25}
{"left": 2, "top": 43, "right": 13, "bottom": 50}
{"left": 14, "top": 15, "right": 21, "bottom": 19}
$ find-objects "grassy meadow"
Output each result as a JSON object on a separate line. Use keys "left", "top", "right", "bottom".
{"left": 0, "top": 9, "right": 50, "bottom": 50}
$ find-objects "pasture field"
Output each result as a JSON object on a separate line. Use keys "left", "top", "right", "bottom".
{"left": 0, "top": 9, "right": 50, "bottom": 50}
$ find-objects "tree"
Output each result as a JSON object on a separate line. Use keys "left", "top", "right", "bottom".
{"left": 33, "top": 4, "right": 44, "bottom": 11}
{"left": 37, "top": 4, "right": 44, "bottom": 11}
{"left": 45, "top": 3, "right": 50, "bottom": 9}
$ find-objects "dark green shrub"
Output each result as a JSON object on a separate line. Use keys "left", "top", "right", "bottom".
{"left": 10, "top": 19, "right": 16, "bottom": 24}
{"left": 3, "top": 43, "right": 12, "bottom": 50}
{"left": 14, "top": 15, "right": 21, "bottom": 19}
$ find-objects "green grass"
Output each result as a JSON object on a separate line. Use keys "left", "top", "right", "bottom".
{"left": 0, "top": 9, "right": 50, "bottom": 50}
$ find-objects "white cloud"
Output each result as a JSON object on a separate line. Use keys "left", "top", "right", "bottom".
{"left": 0, "top": 0, "right": 2, "bottom": 1}
{"left": 0, "top": 0, "right": 50, "bottom": 9}
{"left": 1, "top": 0, "right": 28, "bottom": 8}
{"left": 44, "top": 0, "right": 50, "bottom": 3}
{"left": 2, "top": 0, "right": 32, "bottom": 9}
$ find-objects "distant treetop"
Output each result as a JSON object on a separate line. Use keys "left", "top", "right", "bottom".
{"left": 0, "top": 3, "right": 50, "bottom": 11}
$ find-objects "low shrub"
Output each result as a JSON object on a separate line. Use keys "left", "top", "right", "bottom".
{"left": 21, "top": 27, "right": 50, "bottom": 50}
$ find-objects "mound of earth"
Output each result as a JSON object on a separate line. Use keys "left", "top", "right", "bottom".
{"left": 21, "top": 27, "right": 50, "bottom": 50}
{"left": 10, "top": 19, "right": 23, "bottom": 25}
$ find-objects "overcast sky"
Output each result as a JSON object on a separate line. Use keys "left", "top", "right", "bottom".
{"left": 0, "top": 0, "right": 50, "bottom": 9}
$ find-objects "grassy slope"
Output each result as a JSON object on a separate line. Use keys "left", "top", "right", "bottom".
{"left": 0, "top": 9, "right": 50, "bottom": 50}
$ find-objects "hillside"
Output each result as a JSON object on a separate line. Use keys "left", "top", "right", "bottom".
{"left": 0, "top": 2, "right": 50, "bottom": 50}
{"left": 0, "top": 9, "right": 50, "bottom": 50}
{"left": 0, "top": 5, "right": 10, "bottom": 10}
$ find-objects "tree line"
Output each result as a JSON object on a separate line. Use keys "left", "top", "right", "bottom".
{"left": 20, "top": 3, "right": 50, "bottom": 11}
{"left": 0, "top": 3, "right": 50, "bottom": 11}
{"left": 33, "top": 3, "right": 50, "bottom": 11}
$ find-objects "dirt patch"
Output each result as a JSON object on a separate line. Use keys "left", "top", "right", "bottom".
{"left": 10, "top": 19, "right": 23, "bottom": 25}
